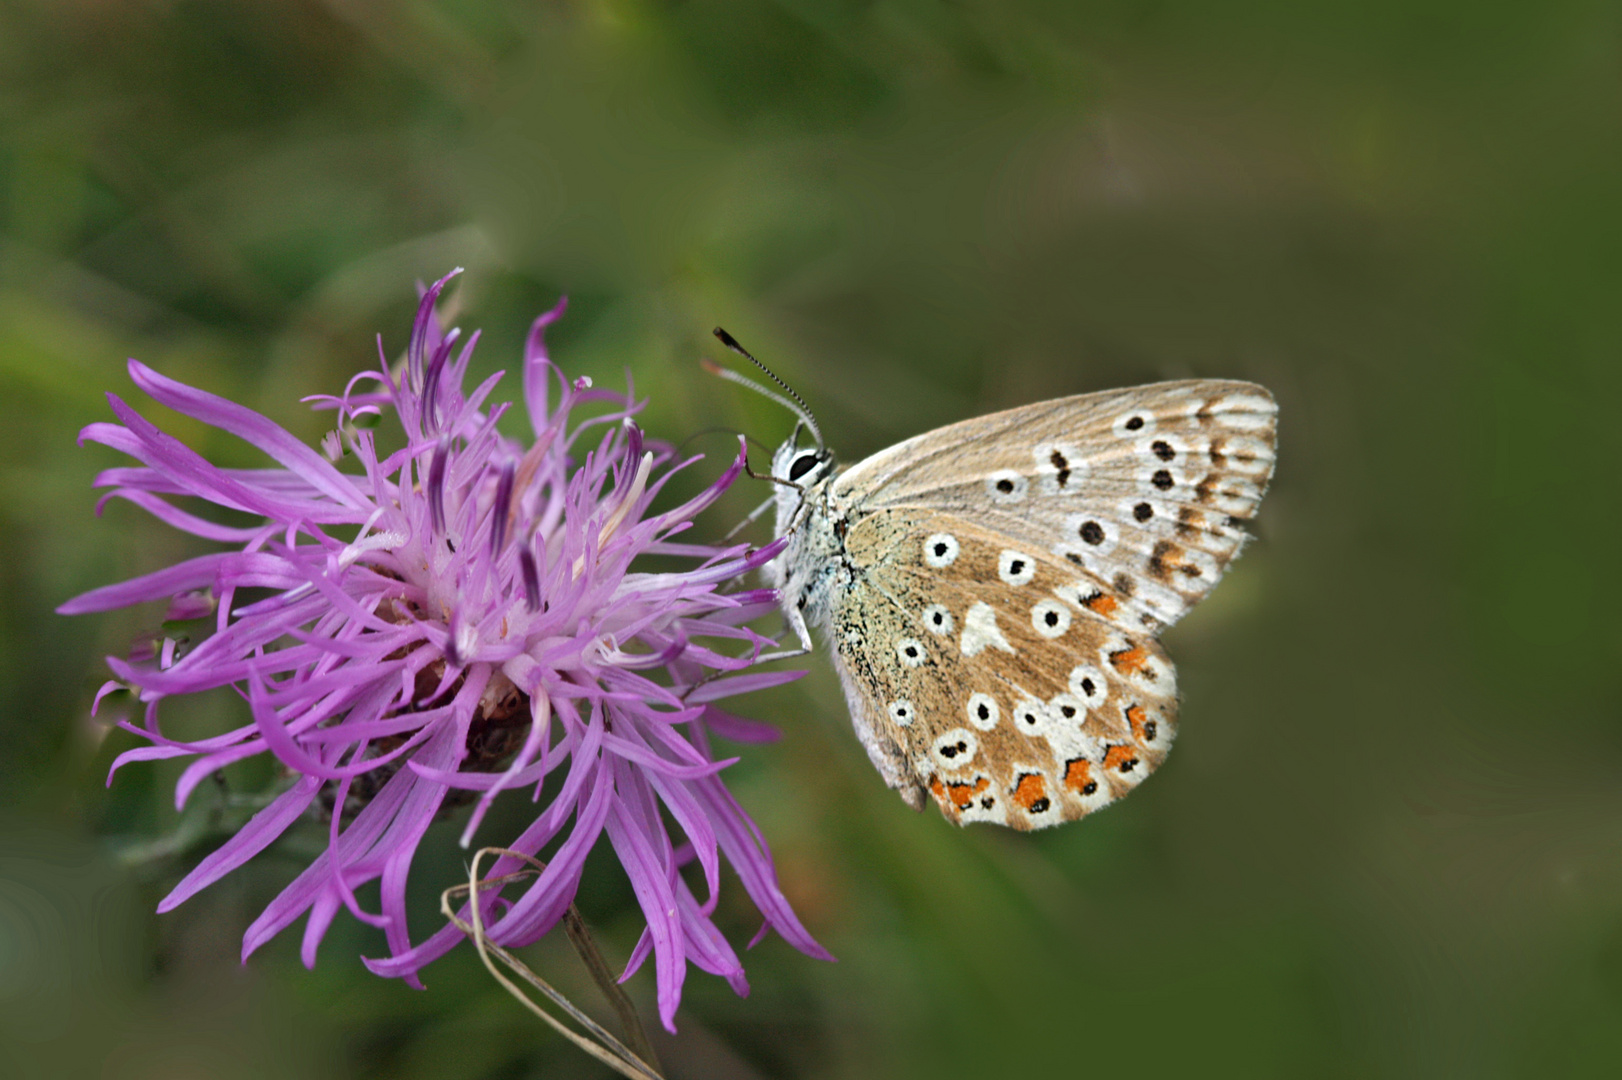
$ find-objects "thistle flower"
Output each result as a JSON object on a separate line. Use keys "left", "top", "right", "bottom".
{"left": 60, "top": 270, "right": 828, "bottom": 1029}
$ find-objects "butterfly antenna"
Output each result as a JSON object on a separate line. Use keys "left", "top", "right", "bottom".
{"left": 707, "top": 327, "right": 824, "bottom": 450}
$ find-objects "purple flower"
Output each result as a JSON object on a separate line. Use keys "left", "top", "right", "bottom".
{"left": 60, "top": 270, "right": 829, "bottom": 1029}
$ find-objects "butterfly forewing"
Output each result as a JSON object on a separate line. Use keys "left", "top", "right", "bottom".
{"left": 832, "top": 380, "right": 1277, "bottom": 634}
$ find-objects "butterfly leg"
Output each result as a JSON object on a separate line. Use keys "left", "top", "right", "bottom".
{"left": 785, "top": 604, "right": 814, "bottom": 654}
{"left": 749, "top": 613, "right": 813, "bottom": 665}
{"left": 750, "top": 645, "right": 810, "bottom": 665}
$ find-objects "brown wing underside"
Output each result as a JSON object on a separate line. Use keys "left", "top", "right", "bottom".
{"left": 833, "top": 510, "right": 1179, "bottom": 831}
{"left": 818, "top": 380, "right": 1275, "bottom": 829}
{"left": 833, "top": 380, "right": 1278, "bottom": 635}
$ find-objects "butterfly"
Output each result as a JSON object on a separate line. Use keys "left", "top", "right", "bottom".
{"left": 712, "top": 331, "right": 1277, "bottom": 831}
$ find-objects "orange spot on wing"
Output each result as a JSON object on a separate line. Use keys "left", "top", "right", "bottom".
{"left": 945, "top": 777, "right": 989, "bottom": 810}
{"left": 1064, "top": 758, "right": 1099, "bottom": 796}
{"left": 1126, "top": 704, "right": 1150, "bottom": 741}
{"left": 1103, "top": 744, "right": 1141, "bottom": 774}
{"left": 929, "top": 775, "right": 944, "bottom": 799}
{"left": 1011, "top": 773, "right": 1048, "bottom": 811}
{"left": 1084, "top": 593, "right": 1119, "bottom": 616}
{"left": 1109, "top": 645, "right": 1149, "bottom": 675}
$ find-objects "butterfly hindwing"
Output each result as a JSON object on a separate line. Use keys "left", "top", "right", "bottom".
{"left": 832, "top": 509, "right": 1178, "bottom": 831}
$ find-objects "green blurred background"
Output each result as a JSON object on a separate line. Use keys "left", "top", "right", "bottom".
{"left": 3, "top": 1, "right": 1621, "bottom": 1077}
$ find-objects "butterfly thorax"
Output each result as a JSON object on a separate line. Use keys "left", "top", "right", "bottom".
{"left": 767, "top": 437, "right": 927, "bottom": 803}
{"left": 767, "top": 438, "right": 847, "bottom": 644}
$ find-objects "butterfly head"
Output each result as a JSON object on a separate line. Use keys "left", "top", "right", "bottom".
{"left": 769, "top": 425, "right": 834, "bottom": 514}
{"left": 706, "top": 327, "right": 835, "bottom": 523}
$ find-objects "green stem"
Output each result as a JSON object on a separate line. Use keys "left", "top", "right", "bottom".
{"left": 562, "top": 905, "right": 663, "bottom": 1074}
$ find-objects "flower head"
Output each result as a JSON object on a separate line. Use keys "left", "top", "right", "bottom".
{"left": 61, "top": 270, "right": 827, "bottom": 1028}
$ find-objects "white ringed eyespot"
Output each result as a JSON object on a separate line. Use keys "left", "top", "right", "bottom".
{"left": 966, "top": 692, "right": 1000, "bottom": 731}
{"left": 923, "top": 533, "right": 960, "bottom": 568}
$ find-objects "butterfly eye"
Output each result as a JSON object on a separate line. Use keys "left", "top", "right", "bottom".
{"left": 787, "top": 453, "right": 820, "bottom": 481}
